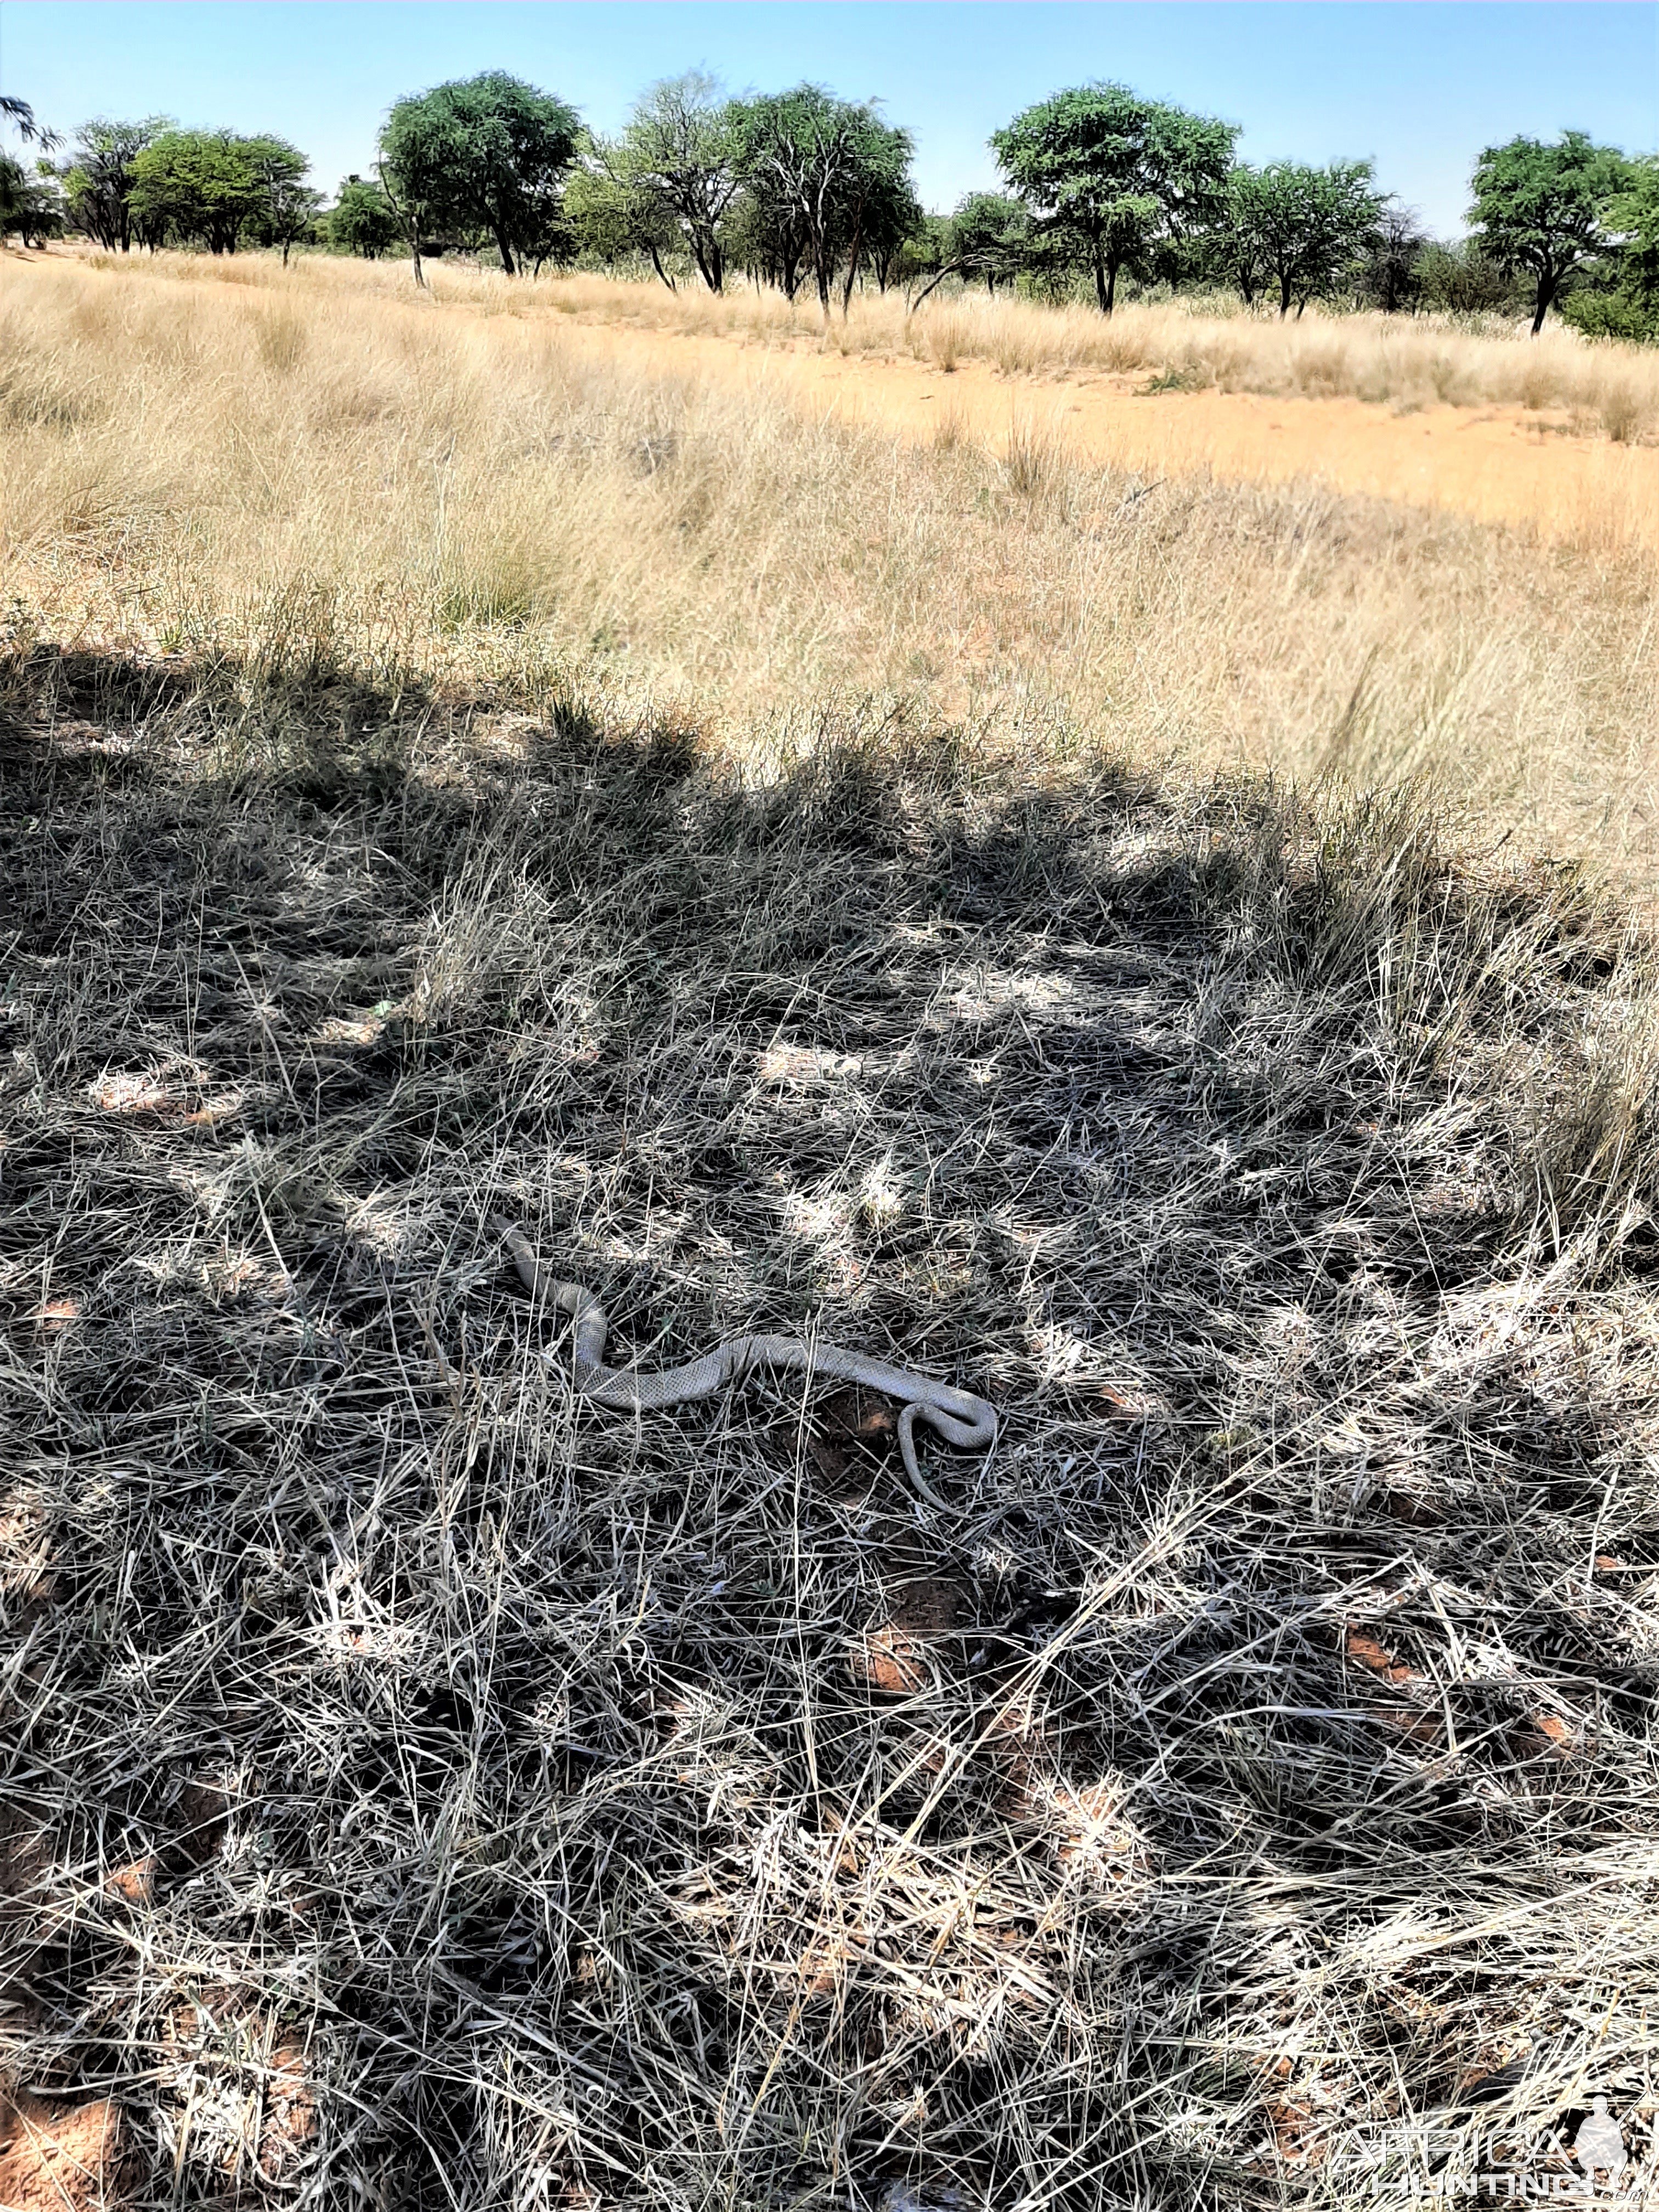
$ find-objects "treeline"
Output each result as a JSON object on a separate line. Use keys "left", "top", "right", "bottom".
{"left": 5, "top": 74, "right": 1657, "bottom": 337}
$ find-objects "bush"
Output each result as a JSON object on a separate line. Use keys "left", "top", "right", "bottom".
{"left": 1561, "top": 289, "right": 1659, "bottom": 344}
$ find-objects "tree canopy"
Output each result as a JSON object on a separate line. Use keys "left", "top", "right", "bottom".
{"left": 1610, "top": 156, "right": 1659, "bottom": 314}
{"left": 727, "top": 85, "right": 916, "bottom": 315}
{"left": 1222, "top": 160, "right": 1387, "bottom": 315}
{"left": 599, "top": 74, "right": 739, "bottom": 294}
{"left": 244, "top": 147, "right": 323, "bottom": 264}
{"left": 0, "top": 92, "right": 63, "bottom": 245}
{"left": 60, "top": 118, "right": 174, "bottom": 252}
{"left": 23, "top": 66, "right": 1659, "bottom": 343}
{"left": 992, "top": 83, "right": 1236, "bottom": 313}
{"left": 128, "top": 130, "right": 308, "bottom": 256}
{"left": 378, "top": 71, "right": 580, "bottom": 276}
{"left": 328, "top": 176, "right": 403, "bottom": 259}
{"left": 1470, "top": 129, "right": 1635, "bottom": 333}
{"left": 947, "top": 193, "right": 1031, "bottom": 296}
{"left": 566, "top": 164, "right": 682, "bottom": 287}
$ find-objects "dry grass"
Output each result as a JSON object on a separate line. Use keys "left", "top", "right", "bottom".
{"left": 3, "top": 252, "right": 1657, "bottom": 871}
{"left": 4, "top": 250, "right": 1659, "bottom": 2211}
{"left": 73, "top": 242, "right": 1659, "bottom": 439}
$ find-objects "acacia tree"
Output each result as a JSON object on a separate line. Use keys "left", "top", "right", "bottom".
{"left": 1470, "top": 130, "right": 1634, "bottom": 334}
{"left": 729, "top": 86, "right": 917, "bottom": 317}
{"left": 601, "top": 73, "right": 738, "bottom": 292}
{"left": 1615, "top": 157, "right": 1659, "bottom": 314}
{"left": 1561, "top": 155, "right": 1659, "bottom": 341}
{"left": 0, "top": 93, "right": 60, "bottom": 244}
{"left": 0, "top": 156, "right": 63, "bottom": 244}
{"left": 1222, "top": 160, "right": 1387, "bottom": 315}
{"left": 60, "top": 118, "right": 173, "bottom": 250}
{"left": 127, "top": 131, "right": 309, "bottom": 255}
{"left": 566, "top": 164, "right": 682, "bottom": 286}
{"left": 379, "top": 72, "right": 580, "bottom": 277}
{"left": 863, "top": 171, "right": 923, "bottom": 292}
{"left": 328, "top": 176, "right": 402, "bottom": 258}
{"left": 246, "top": 146, "right": 322, "bottom": 264}
{"left": 1620, "top": 159, "right": 1659, "bottom": 292}
{"left": 950, "top": 192, "right": 1031, "bottom": 295}
{"left": 992, "top": 83, "right": 1235, "bottom": 314}
{"left": 1361, "top": 204, "right": 1428, "bottom": 313}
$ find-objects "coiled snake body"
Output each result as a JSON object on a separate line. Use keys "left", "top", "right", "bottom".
{"left": 502, "top": 1223, "right": 996, "bottom": 1509}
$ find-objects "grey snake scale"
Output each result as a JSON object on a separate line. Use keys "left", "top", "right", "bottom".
{"left": 500, "top": 1222, "right": 997, "bottom": 1509}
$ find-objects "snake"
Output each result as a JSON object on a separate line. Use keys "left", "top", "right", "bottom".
{"left": 500, "top": 1221, "right": 997, "bottom": 1510}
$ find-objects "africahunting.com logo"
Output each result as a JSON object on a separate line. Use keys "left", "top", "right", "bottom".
{"left": 1305, "top": 2094, "right": 1658, "bottom": 2203}
{"left": 1472, "top": 2097, "right": 1653, "bottom": 2202}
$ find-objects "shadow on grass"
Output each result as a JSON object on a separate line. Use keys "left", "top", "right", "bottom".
{"left": 3, "top": 649, "right": 1658, "bottom": 2209}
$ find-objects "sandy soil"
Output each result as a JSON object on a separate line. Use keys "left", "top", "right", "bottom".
{"left": 551, "top": 314, "right": 1659, "bottom": 557}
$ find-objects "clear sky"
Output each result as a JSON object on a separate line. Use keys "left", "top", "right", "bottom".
{"left": 2, "top": 2, "right": 1656, "bottom": 236}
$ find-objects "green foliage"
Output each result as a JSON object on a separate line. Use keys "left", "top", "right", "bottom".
{"left": 1, "top": 94, "right": 63, "bottom": 244}
{"left": 947, "top": 191, "right": 1030, "bottom": 295}
{"left": 0, "top": 155, "right": 61, "bottom": 244}
{"left": 60, "top": 117, "right": 174, "bottom": 251}
{"left": 1470, "top": 129, "right": 1635, "bottom": 332}
{"left": 244, "top": 151, "right": 322, "bottom": 264}
{"left": 566, "top": 166, "right": 681, "bottom": 285}
{"left": 128, "top": 129, "right": 308, "bottom": 255}
{"left": 600, "top": 73, "right": 738, "bottom": 293}
{"left": 1220, "top": 159, "right": 1387, "bottom": 315}
{"left": 727, "top": 84, "right": 918, "bottom": 314}
{"left": 0, "top": 95, "right": 59, "bottom": 150}
{"left": 378, "top": 71, "right": 580, "bottom": 276}
{"left": 1611, "top": 155, "right": 1659, "bottom": 308}
{"left": 1559, "top": 288, "right": 1659, "bottom": 343}
{"left": 1414, "top": 239, "right": 1523, "bottom": 317}
{"left": 328, "top": 176, "right": 403, "bottom": 259}
{"left": 991, "top": 82, "right": 1236, "bottom": 314}
{"left": 889, "top": 210, "right": 951, "bottom": 295}
{"left": 1553, "top": 158, "right": 1659, "bottom": 345}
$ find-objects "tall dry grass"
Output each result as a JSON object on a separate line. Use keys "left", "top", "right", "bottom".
{"left": 3, "top": 252, "right": 1657, "bottom": 872}
{"left": 74, "top": 241, "right": 1659, "bottom": 441}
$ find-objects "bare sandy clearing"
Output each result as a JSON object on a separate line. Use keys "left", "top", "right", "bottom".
{"left": 545, "top": 312, "right": 1659, "bottom": 558}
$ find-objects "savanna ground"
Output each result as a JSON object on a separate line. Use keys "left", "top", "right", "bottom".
{"left": 3, "top": 247, "right": 1659, "bottom": 2211}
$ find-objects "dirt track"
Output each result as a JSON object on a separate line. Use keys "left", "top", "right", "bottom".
{"left": 552, "top": 313, "right": 1659, "bottom": 557}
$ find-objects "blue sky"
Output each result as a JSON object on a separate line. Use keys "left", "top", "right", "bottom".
{"left": 3, "top": 2, "right": 1656, "bottom": 235}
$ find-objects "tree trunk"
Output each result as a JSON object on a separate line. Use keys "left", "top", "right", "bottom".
{"left": 840, "top": 221, "right": 865, "bottom": 317}
{"left": 1531, "top": 273, "right": 1555, "bottom": 336}
{"left": 281, "top": 239, "right": 291, "bottom": 268}
{"left": 647, "top": 241, "right": 676, "bottom": 292}
{"left": 379, "top": 171, "right": 425, "bottom": 290}
{"left": 1103, "top": 255, "right": 1119, "bottom": 317}
{"left": 692, "top": 232, "right": 723, "bottom": 292}
{"left": 1278, "top": 270, "right": 1293, "bottom": 317}
{"left": 494, "top": 227, "right": 516, "bottom": 276}
{"left": 905, "top": 263, "right": 960, "bottom": 312}
{"left": 1092, "top": 238, "right": 1109, "bottom": 314}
